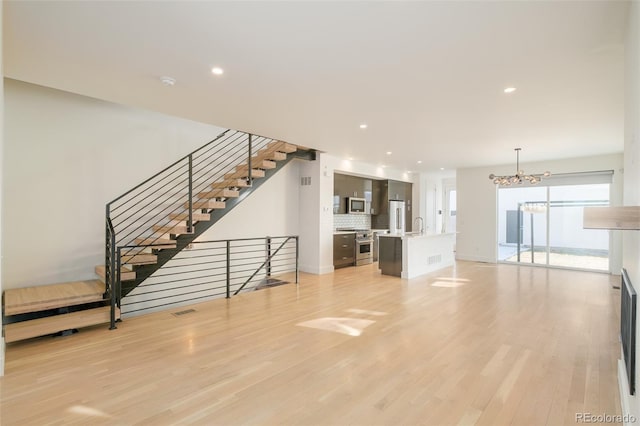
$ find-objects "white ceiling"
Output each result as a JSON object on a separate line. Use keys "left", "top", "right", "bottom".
{"left": 3, "top": 1, "right": 629, "bottom": 172}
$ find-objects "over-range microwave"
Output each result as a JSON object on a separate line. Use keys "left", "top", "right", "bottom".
{"left": 348, "top": 197, "right": 367, "bottom": 214}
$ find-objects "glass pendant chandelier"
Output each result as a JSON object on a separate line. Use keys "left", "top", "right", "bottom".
{"left": 489, "top": 148, "right": 550, "bottom": 186}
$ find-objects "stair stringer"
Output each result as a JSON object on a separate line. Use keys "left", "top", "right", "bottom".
{"left": 119, "top": 149, "right": 316, "bottom": 297}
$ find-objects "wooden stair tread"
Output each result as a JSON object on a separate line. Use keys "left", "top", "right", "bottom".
{"left": 4, "top": 306, "right": 120, "bottom": 343}
{"left": 187, "top": 200, "right": 226, "bottom": 210}
{"left": 134, "top": 238, "right": 177, "bottom": 249}
{"left": 197, "top": 188, "right": 240, "bottom": 199}
{"left": 118, "top": 246, "right": 151, "bottom": 256}
{"left": 4, "top": 280, "right": 106, "bottom": 316}
{"left": 254, "top": 150, "right": 287, "bottom": 162}
{"left": 264, "top": 141, "right": 297, "bottom": 154}
{"left": 238, "top": 160, "right": 276, "bottom": 170}
{"left": 224, "top": 169, "right": 265, "bottom": 179}
{"left": 211, "top": 179, "right": 250, "bottom": 189}
{"left": 152, "top": 224, "right": 194, "bottom": 235}
{"left": 121, "top": 253, "right": 157, "bottom": 265}
{"left": 168, "top": 212, "right": 211, "bottom": 221}
{"left": 95, "top": 265, "right": 136, "bottom": 282}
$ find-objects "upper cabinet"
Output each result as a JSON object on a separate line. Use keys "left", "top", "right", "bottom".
{"left": 334, "top": 173, "right": 412, "bottom": 223}
{"left": 334, "top": 173, "right": 374, "bottom": 214}
{"left": 373, "top": 179, "right": 413, "bottom": 231}
{"left": 388, "top": 180, "right": 405, "bottom": 201}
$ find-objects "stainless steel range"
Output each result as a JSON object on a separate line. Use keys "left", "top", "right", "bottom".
{"left": 355, "top": 230, "right": 373, "bottom": 266}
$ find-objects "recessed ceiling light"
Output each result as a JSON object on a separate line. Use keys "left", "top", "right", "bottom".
{"left": 211, "top": 67, "right": 224, "bottom": 76}
{"left": 386, "top": 151, "right": 392, "bottom": 155}
{"left": 417, "top": 160, "right": 422, "bottom": 164}
{"left": 504, "top": 87, "right": 517, "bottom": 93}
{"left": 440, "top": 167, "right": 445, "bottom": 171}
{"left": 359, "top": 124, "right": 368, "bottom": 129}
{"left": 160, "top": 76, "right": 176, "bottom": 86}
{"left": 381, "top": 165, "right": 387, "bottom": 168}
{"left": 348, "top": 157, "right": 354, "bottom": 161}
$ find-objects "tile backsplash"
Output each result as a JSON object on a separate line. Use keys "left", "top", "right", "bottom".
{"left": 334, "top": 214, "right": 371, "bottom": 230}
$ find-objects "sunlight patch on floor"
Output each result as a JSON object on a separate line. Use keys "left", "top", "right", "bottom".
{"left": 345, "top": 308, "right": 388, "bottom": 316}
{"left": 431, "top": 281, "right": 466, "bottom": 288}
{"left": 431, "top": 277, "right": 470, "bottom": 288}
{"left": 67, "top": 405, "right": 111, "bottom": 418}
{"left": 296, "top": 317, "right": 375, "bottom": 336}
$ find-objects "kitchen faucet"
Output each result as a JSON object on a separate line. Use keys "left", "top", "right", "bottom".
{"left": 414, "top": 217, "right": 424, "bottom": 234}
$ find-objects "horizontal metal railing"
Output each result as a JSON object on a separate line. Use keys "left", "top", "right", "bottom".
{"left": 104, "top": 129, "right": 280, "bottom": 301}
{"left": 109, "top": 236, "right": 298, "bottom": 325}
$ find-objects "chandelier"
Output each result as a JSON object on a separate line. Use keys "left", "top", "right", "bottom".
{"left": 489, "top": 148, "right": 550, "bottom": 186}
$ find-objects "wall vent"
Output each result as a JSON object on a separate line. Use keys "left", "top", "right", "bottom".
{"left": 300, "top": 176, "right": 312, "bottom": 186}
{"left": 428, "top": 254, "right": 441, "bottom": 265}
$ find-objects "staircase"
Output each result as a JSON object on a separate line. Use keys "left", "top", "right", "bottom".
{"left": 2, "top": 130, "right": 315, "bottom": 342}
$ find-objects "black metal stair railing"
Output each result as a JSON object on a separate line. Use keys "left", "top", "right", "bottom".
{"left": 103, "top": 129, "right": 316, "bottom": 322}
{"left": 104, "top": 130, "right": 277, "bottom": 297}
{"left": 110, "top": 236, "right": 299, "bottom": 326}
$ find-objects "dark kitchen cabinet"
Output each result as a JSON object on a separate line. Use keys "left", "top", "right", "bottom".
{"left": 388, "top": 180, "right": 405, "bottom": 201}
{"left": 379, "top": 236, "right": 402, "bottom": 277}
{"left": 334, "top": 173, "right": 373, "bottom": 214}
{"left": 371, "top": 179, "right": 413, "bottom": 230}
{"left": 371, "top": 180, "right": 382, "bottom": 215}
{"left": 333, "top": 233, "right": 355, "bottom": 268}
{"left": 333, "top": 174, "right": 349, "bottom": 214}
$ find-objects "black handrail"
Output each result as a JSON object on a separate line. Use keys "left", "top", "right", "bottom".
{"left": 104, "top": 127, "right": 298, "bottom": 327}
{"left": 105, "top": 130, "right": 280, "bottom": 287}
{"left": 106, "top": 217, "right": 117, "bottom": 330}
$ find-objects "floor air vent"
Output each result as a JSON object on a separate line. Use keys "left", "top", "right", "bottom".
{"left": 172, "top": 309, "right": 196, "bottom": 317}
{"left": 255, "top": 278, "right": 289, "bottom": 290}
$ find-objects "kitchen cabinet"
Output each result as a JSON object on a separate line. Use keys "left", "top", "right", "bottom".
{"left": 333, "top": 174, "right": 348, "bottom": 214}
{"left": 334, "top": 173, "right": 373, "bottom": 214}
{"left": 371, "top": 180, "right": 413, "bottom": 231}
{"left": 333, "top": 233, "right": 355, "bottom": 268}
{"left": 371, "top": 180, "right": 382, "bottom": 216}
{"left": 378, "top": 235, "right": 402, "bottom": 277}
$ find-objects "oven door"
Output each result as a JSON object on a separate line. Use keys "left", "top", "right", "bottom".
{"left": 356, "top": 240, "right": 373, "bottom": 265}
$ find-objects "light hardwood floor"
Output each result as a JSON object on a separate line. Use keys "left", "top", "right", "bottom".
{"left": 0, "top": 261, "right": 621, "bottom": 425}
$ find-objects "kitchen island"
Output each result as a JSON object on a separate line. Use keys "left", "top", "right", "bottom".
{"left": 378, "top": 232, "right": 455, "bottom": 278}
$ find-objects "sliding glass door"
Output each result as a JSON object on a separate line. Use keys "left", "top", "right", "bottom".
{"left": 547, "top": 184, "right": 609, "bottom": 270}
{"left": 497, "top": 179, "right": 610, "bottom": 272}
{"left": 497, "top": 186, "right": 548, "bottom": 265}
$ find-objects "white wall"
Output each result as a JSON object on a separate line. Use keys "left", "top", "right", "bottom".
{"left": 416, "top": 171, "right": 456, "bottom": 235}
{"left": 623, "top": 0, "right": 640, "bottom": 420}
{"left": 457, "top": 154, "right": 624, "bottom": 270}
{"left": 2, "top": 79, "right": 303, "bottom": 289}
{"left": 298, "top": 155, "right": 326, "bottom": 274}
{"left": 196, "top": 160, "right": 300, "bottom": 241}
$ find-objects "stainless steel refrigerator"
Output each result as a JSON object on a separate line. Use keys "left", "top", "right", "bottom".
{"left": 389, "top": 200, "right": 406, "bottom": 234}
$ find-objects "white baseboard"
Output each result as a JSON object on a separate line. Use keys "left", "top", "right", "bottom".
{"left": 299, "top": 264, "right": 334, "bottom": 275}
